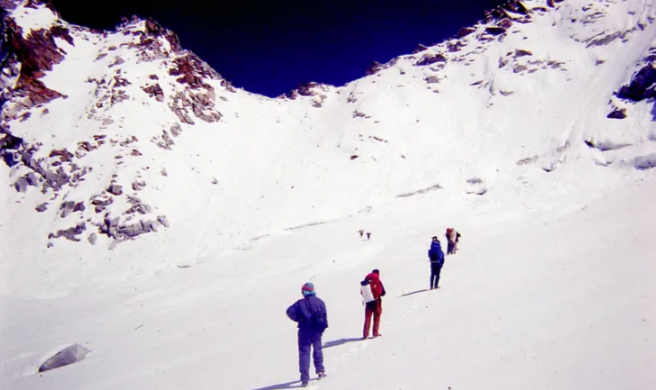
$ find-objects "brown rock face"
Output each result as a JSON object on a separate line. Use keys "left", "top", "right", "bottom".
{"left": 498, "top": 19, "right": 513, "bottom": 29}
{"left": 412, "top": 44, "right": 429, "bottom": 54}
{"left": 547, "top": 0, "right": 565, "bottom": 7}
{"left": 296, "top": 82, "right": 320, "bottom": 96}
{"left": 416, "top": 53, "right": 447, "bottom": 66}
{"left": 1, "top": 5, "right": 71, "bottom": 178}
{"left": 447, "top": 40, "right": 465, "bottom": 52}
{"left": 282, "top": 82, "right": 330, "bottom": 100}
{"left": 1, "top": 9, "right": 69, "bottom": 121}
{"left": 14, "top": 75, "right": 65, "bottom": 105}
{"left": 0, "top": 3, "right": 222, "bottom": 245}
{"left": 4, "top": 20, "right": 71, "bottom": 79}
{"left": 483, "top": 0, "right": 533, "bottom": 27}
{"left": 485, "top": 26, "right": 507, "bottom": 36}
{"left": 142, "top": 83, "right": 165, "bottom": 102}
{"left": 365, "top": 61, "right": 384, "bottom": 76}
{"left": 169, "top": 54, "right": 220, "bottom": 89}
{"left": 456, "top": 27, "right": 476, "bottom": 38}
{"left": 144, "top": 17, "right": 182, "bottom": 53}
{"left": 503, "top": 0, "right": 530, "bottom": 15}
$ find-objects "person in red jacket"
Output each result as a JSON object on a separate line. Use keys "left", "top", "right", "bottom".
{"left": 361, "top": 269, "right": 386, "bottom": 339}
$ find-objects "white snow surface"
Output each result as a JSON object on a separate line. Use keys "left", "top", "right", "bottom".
{"left": 1, "top": 0, "right": 655, "bottom": 389}
{"left": 8, "top": 2, "right": 59, "bottom": 38}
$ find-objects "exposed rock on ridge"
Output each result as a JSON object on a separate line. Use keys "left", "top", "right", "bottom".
{"left": 0, "top": 1, "right": 232, "bottom": 246}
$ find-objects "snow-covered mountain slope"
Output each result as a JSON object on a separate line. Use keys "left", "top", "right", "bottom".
{"left": 1, "top": 152, "right": 655, "bottom": 390}
{"left": 1, "top": 0, "right": 656, "bottom": 389}
{"left": 1, "top": 0, "right": 655, "bottom": 293}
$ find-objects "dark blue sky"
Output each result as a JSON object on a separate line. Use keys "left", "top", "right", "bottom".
{"left": 51, "top": 0, "right": 505, "bottom": 97}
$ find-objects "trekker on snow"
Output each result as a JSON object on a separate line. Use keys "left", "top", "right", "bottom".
{"left": 366, "top": 232, "right": 371, "bottom": 240}
{"left": 361, "top": 269, "right": 386, "bottom": 339}
{"left": 428, "top": 237, "right": 445, "bottom": 289}
{"left": 286, "top": 283, "right": 328, "bottom": 387}
{"left": 445, "top": 228, "right": 462, "bottom": 254}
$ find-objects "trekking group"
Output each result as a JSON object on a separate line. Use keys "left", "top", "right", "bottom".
{"left": 286, "top": 227, "right": 461, "bottom": 387}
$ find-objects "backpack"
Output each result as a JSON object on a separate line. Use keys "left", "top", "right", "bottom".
{"left": 360, "top": 280, "right": 376, "bottom": 303}
{"left": 311, "top": 312, "right": 329, "bottom": 332}
{"left": 304, "top": 300, "right": 328, "bottom": 332}
{"left": 429, "top": 243, "right": 445, "bottom": 266}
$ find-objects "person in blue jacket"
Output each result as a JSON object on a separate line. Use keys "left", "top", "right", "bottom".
{"left": 286, "top": 282, "right": 328, "bottom": 387}
{"left": 428, "top": 236, "right": 445, "bottom": 289}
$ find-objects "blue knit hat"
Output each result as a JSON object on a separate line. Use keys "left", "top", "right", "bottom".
{"left": 301, "top": 282, "right": 316, "bottom": 296}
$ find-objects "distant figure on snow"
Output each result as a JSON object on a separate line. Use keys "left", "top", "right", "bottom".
{"left": 286, "top": 283, "right": 328, "bottom": 387}
{"left": 360, "top": 269, "right": 385, "bottom": 339}
{"left": 428, "top": 236, "right": 445, "bottom": 289}
{"left": 358, "top": 229, "right": 364, "bottom": 238}
{"left": 445, "top": 228, "right": 462, "bottom": 255}
{"left": 366, "top": 232, "right": 371, "bottom": 240}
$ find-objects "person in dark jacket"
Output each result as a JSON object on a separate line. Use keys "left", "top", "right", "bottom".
{"left": 286, "top": 282, "right": 328, "bottom": 387}
{"left": 428, "top": 237, "right": 445, "bottom": 289}
{"left": 362, "top": 269, "right": 386, "bottom": 339}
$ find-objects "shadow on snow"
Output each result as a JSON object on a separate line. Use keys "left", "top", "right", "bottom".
{"left": 247, "top": 379, "right": 310, "bottom": 390}
{"left": 247, "top": 338, "right": 360, "bottom": 389}
{"left": 322, "top": 337, "right": 362, "bottom": 348}
{"left": 399, "top": 288, "right": 430, "bottom": 297}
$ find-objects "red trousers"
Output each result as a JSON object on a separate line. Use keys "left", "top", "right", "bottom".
{"left": 363, "top": 299, "right": 382, "bottom": 338}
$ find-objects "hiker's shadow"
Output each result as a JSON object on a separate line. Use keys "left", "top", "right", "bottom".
{"left": 399, "top": 289, "right": 429, "bottom": 297}
{"left": 247, "top": 339, "right": 360, "bottom": 389}
{"left": 248, "top": 379, "right": 306, "bottom": 390}
{"left": 322, "top": 337, "right": 361, "bottom": 348}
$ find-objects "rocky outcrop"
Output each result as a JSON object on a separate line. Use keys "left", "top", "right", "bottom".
{"left": 456, "top": 27, "right": 476, "bottom": 38}
{"left": 0, "top": 14, "right": 69, "bottom": 122}
{"left": 132, "top": 180, "right": 146, "bottom": 191}
{"left": 1, "top": 3, "right": 72, "bottom": 195}
{"left": 416, "top": 53, "right": 447, "bottom": 66}
{"left": 365, "top": 61, "right": 384, "bottom": 76}
{"left": 164, "top": 53, "right": 223, "bottom": 122}
{"left": 447, "top": 40, "right": 465, "bottom": 52}
{"left": 480, "top": 0, "right": 534, "bottom": 34}
{"left": 49, "top": 222, "right": 86, "bottom": 241}
{"left": 106, "top": 184, "right": 123, "bottom": 196}
{"left": 634, "top": 154, "right": 656, "bottom": 170}
{"left": 485, "top": 26, "right": 507, "bottom": 36}
{"left": 97, "top": 206, "right": 165, "bottom": 240}
{"left": 515, "top": 49, "right": 533, "bottom": 57}
{"left": 546, "top": 0, "right": 565, "bottom": 8}
{"left": 39, "top": 344, "right": 91, "bottom": 373}
{"left": 59, "top": 200, "right": 84, "bottom": 218}
{"left": 616, "top": 64, "right": 656, "bottom": 102}
{"left": 0, "top": 3, "right": 191, "bottom": 247}
{"left": 607, "top": 108, "right": 627, "bottom": 119}
{"left": 169, "top": 89, "right": 221, "bottom": 124}
{"left": 296, "top": 82, "right": 320, "bottom": 97}
{"left": 412, "top": 44, "right": 429, "bottom": 54}
{"left": 484, "top": 0, "right": 531, "bottom": 24}
{"left": 169, "top": 53, "right": 220, "bottom": 89}
{"left": 142, "top": 83, "right": 165, "bottom": 102}
{"left": 280, "top": 82, "right": 333, "bottom": 108}
{"left": 144, "top": 17, "right": 182, "bottom": 54}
